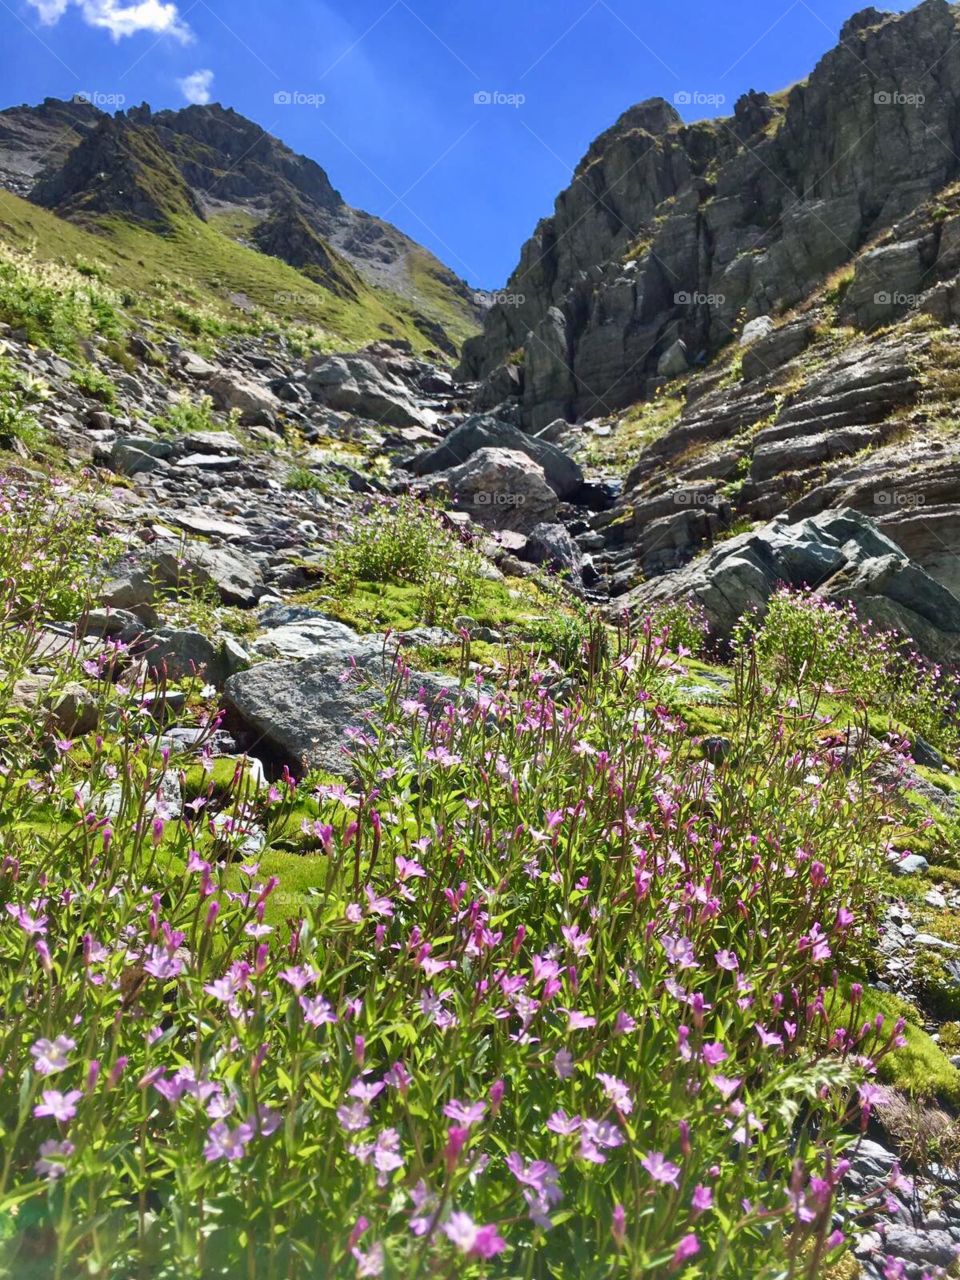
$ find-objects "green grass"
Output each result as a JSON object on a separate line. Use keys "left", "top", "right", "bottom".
{"left": 0, "top": 190, "right": 473, "bottom": 358}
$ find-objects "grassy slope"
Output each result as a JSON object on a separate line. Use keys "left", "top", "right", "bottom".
{"left": 0, "top": 191, "right": 471, "bottom": 356}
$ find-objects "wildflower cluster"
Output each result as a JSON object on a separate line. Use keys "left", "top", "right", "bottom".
{"left": 738, "top": 587, "right": 960, "bottom": 754}
{"left": 0, "top": 479, "right": 923, "bottom": 1277}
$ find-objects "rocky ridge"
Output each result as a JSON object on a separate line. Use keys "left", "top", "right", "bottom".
{"left": 0, "top": 98, "right": 484, "bottom": 351}
{"left": 462, "top": 0, "right": 960, "bottom": 429}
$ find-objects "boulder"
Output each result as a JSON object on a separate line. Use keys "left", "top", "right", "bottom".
{"left": 417, "top": 447, "right": 559, "bottom": 534}
{"left": 657, "top": 340, "right": 689, "bottom": 378}
{"left": 223, "top": 651, "right": 461, "bottom": 776}
{"left": 739, "top": 316, "right": 775, "bottom": 347}
{"left": 181, "top": 352, "right": 217, "bottom": 378}
{"left": 110, "top": 442, "right": 168, "bottom": 476}
{"left": 520, "top": 523, "right": 583, "bottom": 578}
{"left": 252, "top": 616, "right": 381, "bottom": 663}
{"left": 408, "top": 413, "right": 583, "bottom": 499}
{"left": 102, "top": 539, "right": 264, "bottom": 610}
{"left": 208, "top": 372, "right": 280, "bottom": 425}
{"left": 144, "top": 629, "right": 231, "bottom": 686}
{"left": 306, "top": 355, "right": 437, "bottom": 430}
{"left": 10, "top": 675, "right": 99, "bottom": 736}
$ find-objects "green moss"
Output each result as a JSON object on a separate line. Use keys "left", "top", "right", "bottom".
{"left": 309, "top": 574, "right": 556, "bottom": 637}
{"left": 183, "top": 757, "right": 257, "bottom": 804}
{"left": 862, "top": 989, "right": 960, "bottom": 1105}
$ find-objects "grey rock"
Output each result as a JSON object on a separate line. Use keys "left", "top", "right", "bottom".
{"left": 181, "top": 352, "right": 217, "bottom": 378}
{"left": 110, "top": 443, "right": 167, "bottom": 476}
{"left": 102, "top": 539, "right": 264, "bottom": 610}
{"left": 739, "top": 316, "right": 775, "bottom": 346}
{"left": 208, "top": 371, "right": 280, "bottom": 424}
{"left": 521, "top": 522, "right": 583, "bottom": 577}
{"left": 253, "top": 616, "right": 380, "bottom": 663}
{"left": 625, "top": 507, "right": 960, "bottom": 664}
{"left": 417, "top": 447, "right": 559, "bottom": 534}
{"left": 179, "top": 431, "right": 243, "bottom": 455}
{"left": 892, "top": 853, "right": 930, "bottom": 876}
{"left": 408, "top": 413, "right": 583, "bottom": 499}
{"left": 657, "top": 339, "right": 689, "bottom": 378}
{"left": 306, "top": 354, "right": 437, "bottom": 430}
{"left": 145, "top": 629, "right": 230, "bottom": 686}
{"left": 223, "top": 652, "right": 461, "bottom": 776}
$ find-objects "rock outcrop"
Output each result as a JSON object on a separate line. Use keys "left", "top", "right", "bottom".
{"left": 625, "top": 507, "right": 960, "bottom": 664}
{"left": 461, "top": 1, "right": 960, "bottom": 429}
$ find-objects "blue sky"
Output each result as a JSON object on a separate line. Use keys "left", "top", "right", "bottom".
{"left": 1, "top": 0, "right": 911, "bottom": 289}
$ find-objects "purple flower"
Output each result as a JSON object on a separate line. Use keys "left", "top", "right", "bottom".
{"left": 553, "top": 1049, "right": 575, "bottom": 1078}
{"left": 143, "top": 945, "right": 185, "bottom": 980}
{"left": 337, "top": 1101, "right": 370, "bottom": 1133}
{"left": 299, "top": 994, "right": 336, "bottom": 1027}
{"left": 662, "top": 935, "right": 698, "bottom": 970}
{"left": 546, "top": 1110, "right": 581, "bottom": 1135}
{"left": 33, "top": 1089, "right": 82, "bottom": 1123}
{"left": 34, "top": 1139, "right": 74, "bottom": 1179}
{"left": 443, "top": 1098, "right": 486, "bottom": 1126}
{"left": 566, "top": 1011, "right": 597, "bottom": 1031}
{"left": 714, "top": 949, "right": 739, "bottom": 971}
{"left": 506, "top": 1152, "right": 562, "bottom": 1226}
{"left": 443, "top": 1211, "right": 506, "bottom": 1259}
{"left": 30, "top": 1035, "right": 75, "bottom": 1076}
{"left": 597, "top": 1072, "right": 633, "bottom": 1114}
{"left": 691, "top": 1184, "right": 713, "bottom": 1215}
{"left": 710, "top": 1074, "right": 742, "bottom": 1099}
{"left": 579, "top": 1118, "right": 623, "bottom": 1164}
{"left": 641, "top": 1151, "right": 681, "bottom": 1188}
{"left": 349, "top": 1128, "right": 404, "bottom": 1187}
{"left": 279, "top": 965, "right": 317, "bottom": 991}
{"left": 352, "top": 1242, "right": 385, "bottom": 1277}
{"left": 755, "top": 1024, "right": 784, "bottom": 1050}
{"left": 702, "top": 1041, "right": 728, "bottom": 1066}
{"left": 671, "top": 1234, "right": 700, "bottom": 1267}
{"left": 203, "top": 1120, "right": 252, "bottom": 1162}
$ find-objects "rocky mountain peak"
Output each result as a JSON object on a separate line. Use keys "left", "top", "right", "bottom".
{"left": 31, "top": 114, "right": 204, "bottom": 228}
{"left": 0, "top": 97, "right": 484, "bottom": 348}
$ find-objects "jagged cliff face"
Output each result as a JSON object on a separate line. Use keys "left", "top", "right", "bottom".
{"left": 461, "top": 0, "right": 960, "bottom": 428}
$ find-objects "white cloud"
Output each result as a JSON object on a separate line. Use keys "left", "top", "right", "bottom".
{"left": 178, "top": 68, "right": 214, "bottom": 105}
{"left": 26, "top": 0, "right": 192, "bottom": 42}
{"left": 28, "top": 0, "right": 70, "bottom": 21}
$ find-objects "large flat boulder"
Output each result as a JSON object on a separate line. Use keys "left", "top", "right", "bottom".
{"left": 223, "top": 647, "right": 461, "bottom": 776}
{"left": 408, "top": 413, "right": 583, "bottom": 500}
{"left": 306, "top": 355, "right": 437, "bottom": 430}
{"left": 102, "top": 539, "right": 264, "bottom": 610}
